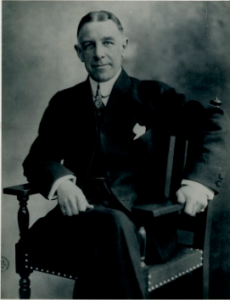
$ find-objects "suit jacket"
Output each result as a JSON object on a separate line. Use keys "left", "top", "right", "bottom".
{"left": 23, "top": 69, "right": 228, "bottom": 211}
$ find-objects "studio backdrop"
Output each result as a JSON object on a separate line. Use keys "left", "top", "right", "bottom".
{"left": 2, "top": 1, "right": 230, "bottom": 298}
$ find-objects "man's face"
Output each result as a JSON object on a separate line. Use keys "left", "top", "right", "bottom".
{"left": 75, "top": 20, "right": 128, "bottom": 82}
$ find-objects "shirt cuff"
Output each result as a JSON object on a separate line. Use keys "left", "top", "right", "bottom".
{"left": 48, "top": 175, "right": 77, "bottom": 200}
{"left": 181, "top": 179, "right": 214, "bottom": 200}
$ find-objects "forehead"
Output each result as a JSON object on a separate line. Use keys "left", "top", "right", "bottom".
{"left": 78, "top": 20, "right": 122, "bottom": 42}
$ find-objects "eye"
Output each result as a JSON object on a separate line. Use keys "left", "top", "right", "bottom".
{"left": 103, "top": 40, "right": 114, "bottom": 46}
{"left": 83, "top": 42, "right": 94, "bottom": 50}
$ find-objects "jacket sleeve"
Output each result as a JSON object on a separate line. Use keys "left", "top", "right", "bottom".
{"left": 23, "top": 92, "right": 75, "bottom": 199}
{"left": 159, "top": 83, "right": 230, "bottom": 194}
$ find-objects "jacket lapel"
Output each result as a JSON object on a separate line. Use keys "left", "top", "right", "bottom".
{"left": 105, "top": 68, "right": 132, "bottom": 115}
{"left": 102, "top": 69, "right": 136, "bottom": 139}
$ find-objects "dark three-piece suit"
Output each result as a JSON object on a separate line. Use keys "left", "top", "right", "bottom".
{"left": 22, "top": 69, "right": 228, "bottom": 298}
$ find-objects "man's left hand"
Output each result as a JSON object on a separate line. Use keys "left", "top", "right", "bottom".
{"left": 176, "top": 185, "right": 208, "bottom": 216}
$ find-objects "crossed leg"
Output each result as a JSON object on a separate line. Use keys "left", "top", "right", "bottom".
{"left": 23, "top": 204, "right": 146, "bottom": 299}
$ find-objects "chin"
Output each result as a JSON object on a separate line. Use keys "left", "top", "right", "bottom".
{"left": 92, "top": 71, "right": 114, "bottom": 83}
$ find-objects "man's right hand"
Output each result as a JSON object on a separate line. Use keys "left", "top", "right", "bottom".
{"left": 57, "top": 180, "right": 94, "bottom": 216}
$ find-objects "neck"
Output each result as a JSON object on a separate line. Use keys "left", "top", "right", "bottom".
{"left": 89, "top": 68, "right": 122, "bottom": 103}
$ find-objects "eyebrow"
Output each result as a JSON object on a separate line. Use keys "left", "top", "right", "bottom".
{"left": 81, "top": 40, "right": 93, "bottom": 45}
{"left": 102, "top": 36, "right": 116, "bottom": 41}
{"left": 80, "top": 36, "right": 116, "bottom": 45}
{"left": 82, "top": 36, "right": 115, "bottom": 41}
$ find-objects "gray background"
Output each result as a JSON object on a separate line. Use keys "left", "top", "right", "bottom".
{"left": 2, "top": 1, "right": 230, "bottom": 298}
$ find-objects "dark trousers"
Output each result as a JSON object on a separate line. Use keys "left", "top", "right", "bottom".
{"left": 23, "top": 192, "right": 147, "bottom": 299}
{"left": 21, "top": 177, "right": 179, "bottom": 299}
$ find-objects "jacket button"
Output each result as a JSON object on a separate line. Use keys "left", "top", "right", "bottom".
{"left": 219, "top": 174, "right": 224, "bottom": 180}
{"left": 216, "top": 181, "right": 222, "bottom": 187}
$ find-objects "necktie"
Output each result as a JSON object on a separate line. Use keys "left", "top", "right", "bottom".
{"left": 94, "top": 84, "right": 104, "bottom": 110}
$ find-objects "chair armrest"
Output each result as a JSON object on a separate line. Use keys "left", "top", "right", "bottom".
{"left": 3, "top": 183, "right": 40, "bottom": 238}
{"left": 3, "top": 183, "right": 39, "bottom": 198}
{"left": 132, "top": 200, "right": 183, "bottom": 217}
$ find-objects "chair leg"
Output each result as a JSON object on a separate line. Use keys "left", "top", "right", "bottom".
{"left": 19, "top": 270, "right": 31, "bottom": 299}
{"left": 16, "top": 195, "right": 31, "bottom": 299}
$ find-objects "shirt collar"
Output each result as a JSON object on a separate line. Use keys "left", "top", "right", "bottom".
{"left": 89, "top": 67, "right": 122, "bottom": 105}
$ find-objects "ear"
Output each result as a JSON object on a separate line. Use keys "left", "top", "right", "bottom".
{"left": 121, "top": 37, "right": 128, "bottom": 57}
{"left": 74, "top": 44, "right": 84, "bottom": 62}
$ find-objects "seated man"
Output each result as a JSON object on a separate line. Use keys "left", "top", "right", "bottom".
{"left": 22, "top": 10, "right": 228, "bottom": 299}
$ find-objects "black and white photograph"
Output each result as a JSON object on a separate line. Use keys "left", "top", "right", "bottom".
{"left": 2, "top": 1, "right": 230, "bottom": 299}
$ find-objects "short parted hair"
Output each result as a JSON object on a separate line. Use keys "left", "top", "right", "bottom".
{"left": 77, "top": 11, "right": 124, "bottom": 36}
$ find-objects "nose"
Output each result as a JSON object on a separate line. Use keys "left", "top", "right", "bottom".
{"left": 94, "top": 43, "right": 105, "bottom": 60}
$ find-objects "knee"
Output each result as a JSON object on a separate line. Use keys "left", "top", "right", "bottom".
{"left": 83, "top": 207, "right": 136, "bottom": 236}
{"left": 104, "top": 209, "right": 136, "bottom": 235}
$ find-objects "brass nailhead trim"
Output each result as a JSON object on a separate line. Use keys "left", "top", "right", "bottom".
{"left": 146, "top": 265, "right": 207, "bottom": 292}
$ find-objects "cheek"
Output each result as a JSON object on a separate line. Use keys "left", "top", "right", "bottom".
{"left": 110, "top": 48, "right": 123, "bottom": 63}
{"left": 114, "top": 53, "right": 123, "bottom": 65}
{"left": 83, "top": 52, "right": 93, "bottom": 65}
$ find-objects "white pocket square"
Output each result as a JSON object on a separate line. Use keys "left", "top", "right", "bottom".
{"left": 133, "top": 123, "right": 146, "bottom": 140}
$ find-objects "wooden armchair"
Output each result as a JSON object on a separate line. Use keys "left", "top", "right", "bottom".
{"left": 3, "top": 99, "right": 221, "bottom": 299}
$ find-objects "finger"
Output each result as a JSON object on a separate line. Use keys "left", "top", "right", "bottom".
{"left": 86, "top": 203, "right": 94, "bottom": 210}
{"left": 184, "top": 199, "right": 196, "bottom": 217}
{"left": 176, "top": 189, "right": 186, "bottom": 204}
{"left": 58, "top": 194, "right": 71, "bottom": 216}
{"left": 196, "top": 197, "right": 208, "bottom": 213}
{"left": 64, "top": 201, "right": 73, "bottom": 217}
{"left": 59, "top": 203, "right": 65, "bottom": 211}
{"left": 77, "top": 194, "right": 88, "bottom": 212}
{"left": 69, "top": 198, "right": 79, "bottom": 215}
{"left": 197, "top": 203, "right": 206, "bottom": 213}
{"left": 196, "top": 203, "right": 202, "bottom": 213}
{"left": 59, "top": 204, "right": 67, "bottom": 215}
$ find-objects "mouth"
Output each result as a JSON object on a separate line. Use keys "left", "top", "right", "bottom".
{"left": 93, "top": 64, "right": 110, "bottom": 68}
